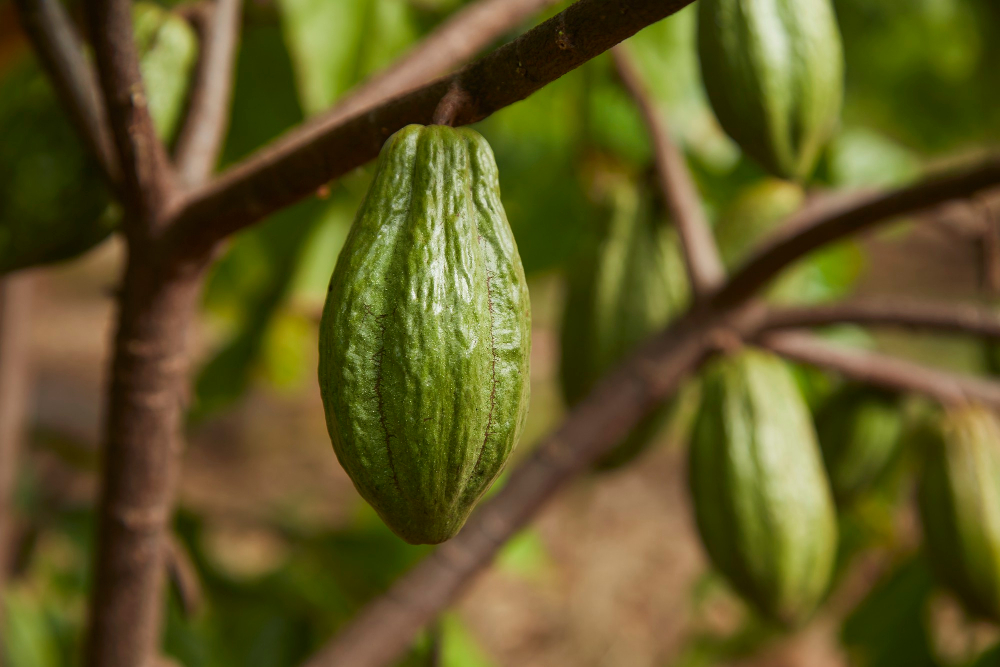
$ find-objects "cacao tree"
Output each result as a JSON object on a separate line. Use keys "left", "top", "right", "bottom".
{"left": 2, "top": 0, "right": 1000, "bottom": 666}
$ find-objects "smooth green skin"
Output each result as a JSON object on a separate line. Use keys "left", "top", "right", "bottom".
{"left": 689, "top": 349, "right": 838, "bottom": 625}
{"left": 560, "top": 182, "right": 689, "bottom": 470}
{"left": 698, "top": 0, "right": 844, "bottom": 181}
{"left": 919, "top": 406, "right": 1000, "bottom": 621}
{"left": 319, "top": 125, "right": 531, "bottom": 545}
{"left": 816, "top": 385, "right": 904, "bottom": 505}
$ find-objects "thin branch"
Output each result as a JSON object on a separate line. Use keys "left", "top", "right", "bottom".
{"left": 12, "top": 0, "right": 121, "bottom": 188}
{"left": 713, "top": 160, "right": 1000, "bottom": 307}
{"left": 163, "top": 0, "right": 701, "bottom": 259}
{"left": 611, "top": 45, "right": 725, "bottom": 299}
{"left": 332, "top": 0, "right": 560, "bottom": 123}
{"left": 84, "top": 0, "right": 175, "bottom": 227}
{"left": 165, "top": 535, "right": 203, "bottom": 618}
{"left": 762, "top": 300, "right": 1000, "bottom": 340}
{"left": 762, "top": 331, "right": 1000, "bottom": 409}
{"left": 0, "top": 275, "right": 33, "bottom": 642}
{"left": 173, "top": 0, "right": 243, "bottom": 187}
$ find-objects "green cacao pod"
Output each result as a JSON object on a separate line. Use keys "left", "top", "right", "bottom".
{"left": 0, "top": 2, "right": 197, "bottom": 275}
{"left": 689, "top": 348, "right": 838, "bottom": 624}
{"left": 697, "top": 0, "right": 844, "bottom": 181}
{"left": 560, "top": 181, "right": 689, "bottom": 470}
{"left": 319, "top": 125, "right": 531, "bottom": 545}
{"left": 816, "top": 384, "right": 904, "bottom": 505}
{"left": 918, "top": 405, "right": 1000, "bottom": 621}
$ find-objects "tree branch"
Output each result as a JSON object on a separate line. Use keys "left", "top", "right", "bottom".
{"left": 762, "top": 300, "right": 1000, "bottom": 340}
{"left": 761, "top": 331, "right": 1000, "bottom": 409}
{"left": 712, "top": 160, "right": 1000, "bottom": 307}
{"left": 84, "top": 0, "right": 175, "bottom": 227}
{"left": 611, "top": 45, "right": 725, "bottom": 299}
{"left": 163, "top": 0, "right": 700, "bottom": 259}
{"left": 12, "top": 0, "right": 121, "bottom": 188}
{"left": 173, "top": 0, "right": 243, "bottom": 187}
{"left": 0, "top": 275, "right": 33, "bottom": 644}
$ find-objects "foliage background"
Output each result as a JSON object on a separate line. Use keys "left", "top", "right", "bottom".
{"left": 2, "top": 0, "right": 1000, "bottom": 665}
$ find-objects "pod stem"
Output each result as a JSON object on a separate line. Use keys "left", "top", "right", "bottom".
{"left": 432, "top": 82, "right": 472, "bottom": 127}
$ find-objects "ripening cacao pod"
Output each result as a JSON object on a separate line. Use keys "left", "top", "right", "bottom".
{"left": 560, "top": 181, "right": 689, "bottom": 470}
{"left": 918, "top": 405, "right": 1000, "bottom": 621}
{"left": 689, "top": 348, "right": 838, "bottom": 624}
{"left": 697, "top": 0, "right": 844, "bottom": 181}
{"left": 319, "top": 125, "right": 531, "bottom": 545}
{"left": 816, "top": 385, "right": 904, "bottom": 504}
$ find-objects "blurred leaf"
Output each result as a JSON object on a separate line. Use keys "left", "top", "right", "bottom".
{"left": 133, "top": 1, "right": 199, "bottom": 142}
{"left": 2, "top": 589, "right": 62, "bottom": 667}
{"left": 835, "top": 0, "right": 1000, "bottom": 153}
{"left": 192, "top": 198, "right": 324, "bottom": 422}
{"left": 277, "top": 0, "right": 418, "bottom": 115}
{"left": 841, "top": 554, "right": 940, "bottom": 667}
{"left": 828, "top": 126, "right": 922, "bottom": 189}
{"left": 495, "top": 529, "right": 551, "bottom": 581}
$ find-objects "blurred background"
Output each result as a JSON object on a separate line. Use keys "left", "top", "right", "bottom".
{"left": 2, "top": 0, "right": 1000, "bottom": 665}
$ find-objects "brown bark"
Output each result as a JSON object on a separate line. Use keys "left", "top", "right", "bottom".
{"left": 84, "top": 255, "right": 205, "bottom": 667}
{"left": 0, "top": 274, "right": 33, "bottom": 656}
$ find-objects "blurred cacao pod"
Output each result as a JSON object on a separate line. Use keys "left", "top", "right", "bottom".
{"left": 816, "top": 384, "right": 904, "bottom": 504}
{"left": 319, "top": 125, "right": 531, "bottom": 545}
{"left": 560, "top": 180, "right": 689, "bottom": 470}
{"left": 697, "top": 0, "right": 844, "bottom": 181}
{"left": 689, "top": 348, "right": 838, "bottom": 624}
{"left": 919, "top": 405, "right": 1000, "bottom": 621}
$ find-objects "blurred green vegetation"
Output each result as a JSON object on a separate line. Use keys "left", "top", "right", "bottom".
{"left": 3, "top": 0, "right": 1000, "bottom": 664}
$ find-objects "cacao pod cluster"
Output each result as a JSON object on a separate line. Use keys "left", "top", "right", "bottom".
{"left": 560, "top": 178, "right": 689, "bottom": 470}
{"left": 319, "top": 125, "right": 531, "bottom": 545}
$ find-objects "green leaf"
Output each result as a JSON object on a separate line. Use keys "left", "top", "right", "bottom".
{"left": 133, "top": 1, "right": 200, "bottom": 142}
{"left": 841, "top": 554, "right": 940, "bottom": 667}
{"left": 277, "top": 0, "right": 418, "bottom": 115}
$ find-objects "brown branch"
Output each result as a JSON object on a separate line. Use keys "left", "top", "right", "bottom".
{"left": 431, "top": 82, "right": 472, "bottom": 126}
{"left": 165, "top": 535, "right": 203, "bottom": 618}
{"left": 712, "top": 159, "right": 1000, "bottom": 307}
{"left": 84, "top": 0, "right": 176, "bottom": 227}
{"left": 333, "top": 0, "right": 560, "bottom": 123}
{"left": 0, "top": 275, "right": 33, "bottom": 644}
{"left": 762, "top": 331, "right": 1000, "bottom": 409}
{"left": 84, "top": 262, "right": 204, "bottom": 667}
{"left": 611, "top": 45, "right": 725, "bottom": 299}
{"left": 173, "top": 0, "right": 243, "bottom": 187}
{"left": 11, "top": 0, "right": 121, "bottom": 188}
{"left": 762, "top": 300, "right": 1000, "bottom": 340}
{"left": 163, "top": 0, "right": 701, "bottom": 260}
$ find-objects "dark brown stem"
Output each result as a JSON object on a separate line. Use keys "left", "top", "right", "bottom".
{"left": 83, "top": 257, "right": 205, "bottom": 667}
{"left": 163, "top": 0, "right": 701, "bottom": 260}
{"left": 762, "top": 300, "right": 1000, "bottom": 339}
{"left": 0, "top": 274, "right": 33, "bottom": 644}
{"left": 11, "top": 0, "right": 121, "bottom": 189}
{"left": 174, "top": 0, "right": 243, "bottom": 186}
{"left": 611, "top": 45, "right": 724, "bottom": 299}
{"left": 761, "top": 331, "right": 1000, "bottom": 408}
{"left": 84, "top": 0, "right": 176, "bottom": 228}
{"left": 431, "top": 82, "right": 471, "bottom": 126}
{"left": 712, "top": 162, "right": 1000, "bottom": 307}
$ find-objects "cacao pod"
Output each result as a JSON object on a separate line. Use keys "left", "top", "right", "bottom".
{"left": 816, "top": 384, "right": 904, "bottom": 504}
{"left": 0, "top": 2, "right": 197, "bottom": 275}
{"left": 319, "top": 125, "right": 531, "bottom": 545}
{"left": 560, "top": 181, "right": 689, "bottom": 470}
{"left": 689, "top": 348, "right": 838, "bottom": 624}
{"left": 918, "top": 405, "right": 1000, "bottom": 621}
{"left": 697, "top": 0, "right": 844, "bottom": 181}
